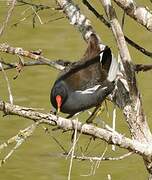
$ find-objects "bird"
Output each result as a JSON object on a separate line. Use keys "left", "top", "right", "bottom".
{"left": 50, "top": 35, "right": 118, "bottom": 121}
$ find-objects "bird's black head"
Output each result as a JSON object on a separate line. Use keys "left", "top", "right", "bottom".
{"left": 50, "top": 80, "right": 68, "bottom": 113}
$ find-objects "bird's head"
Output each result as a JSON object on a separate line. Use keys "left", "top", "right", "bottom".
{"left": 50, "top": 81, "right": 68, "bottom": 113}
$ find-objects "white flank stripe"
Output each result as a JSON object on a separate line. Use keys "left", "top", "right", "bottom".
{"left": 76, "top": 85, "right": 107, "bottom": 94}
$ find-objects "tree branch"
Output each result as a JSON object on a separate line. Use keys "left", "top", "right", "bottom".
{"left": 0, "top": 0, "right": 16, "bottom": 36}
{"left": 0, "top": 122, "right": 37, "bottom": 166}
{"left": 0, "top": 58, "right": 71, "bottom": 71}
{"left": 114, "top": 0, "right": 152, "bottom": 32}
{"left": 17, "top": 0, "right": 51, "bottom": 10}
{"left": 0, "top": 43, "right": 65, "bottom": 71}
{"left": 82, "top": 0, "right": 152, "bottom": 59}
{"left": 1, "top": 48, "right": 152, "bottom": 73}
{"left": 62, "top": 152, "right": 134, "bottom": 161}
{"left": 100, "top": 0, "right": 152, "bottom": 176}
{"left": 56, "top": 0, "right": 105, "bottom": 51}
{"left": 134, "top": 64, "right": 152, "bottom": 72}
{"left": 0, "top": 100, "right": 152, "bottom": 159}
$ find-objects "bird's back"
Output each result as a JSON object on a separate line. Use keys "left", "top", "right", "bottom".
{"left": 56, "top": 50, "right": 111, "bottom": 91}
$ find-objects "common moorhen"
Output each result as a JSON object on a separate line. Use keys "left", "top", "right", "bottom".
{"left": 50, "top": 45, "right": 118, "bottom": 118}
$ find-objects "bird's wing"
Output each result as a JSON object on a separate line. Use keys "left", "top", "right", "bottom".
{"left": 65, "top": 61, "right": 107, "bottom": 90}
{"left": 57, "top": 47, "right": 115, "bottom": 91}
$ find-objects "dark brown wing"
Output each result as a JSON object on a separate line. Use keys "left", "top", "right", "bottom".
{"left": 56, "top": 48, "right": 112, "bottom": 91}
{"left": 81, "top": 34, "right": 101, "bottom": 61}
{"left": 64, "top": 60, "right": 106, "bottom": 90}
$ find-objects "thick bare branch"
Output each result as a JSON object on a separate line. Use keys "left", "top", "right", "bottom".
{"left": 101, "top": 0, "right": 138, "bottom": 97}
{"left": 0, "top": 100, "right": 152, "bottom": 158}
{"left": 114, "top": 0, "right": 152, "bottom": 32}
{"left": 100, "top": 0, "right": 152, "bottom": 140}
{"left": 56, "top": 0, "right": 105, "bottom": 50}
{"left": 100, "top": 0, "right": 152, "bottom": 176}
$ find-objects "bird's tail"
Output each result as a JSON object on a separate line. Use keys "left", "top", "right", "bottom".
{"left": 107, "top": 55, "right": 119, "bottom": 82}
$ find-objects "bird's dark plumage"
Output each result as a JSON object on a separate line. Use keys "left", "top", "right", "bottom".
{"left": 50, "top": 45, "right": 118, "bottom": 116}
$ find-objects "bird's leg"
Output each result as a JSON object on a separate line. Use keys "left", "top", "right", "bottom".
{"left": 86, "top": 105, "right": 100, "bottom": 124}
{"left": 66, "top": 112, "right": 81, "bottom": 119}
{"left": 86, "top": 105, "right": 105, "bottom": 124}
{"left": 66, "top": 114, "right": 74, "bottom": 119}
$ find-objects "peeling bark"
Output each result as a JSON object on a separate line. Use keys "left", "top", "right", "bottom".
{"left": 100, "top": 0, "right": 152, "bottom": 176}
{"left": 0, "top": 100, "right": 152, "bottom": 158}
{"left": 114, "top": 0, "right": 152, "bottom": 32}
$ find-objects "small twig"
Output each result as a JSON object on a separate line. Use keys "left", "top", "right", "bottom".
{"left": 0, "top": 43, "right": 65, "bottom": 71}
{"left": 68, "top": 119, "right": 78, "bottom": 180}
{"left": 12, "top": 7, "right": 62, "bottom": 27}
{"left": 15, "top": 0, "right": 60, "bottom": 27}
{"left": 121, "top": 10, "right": 126, "bottom": 30}
{"left": 31, "top": 6, "right": 43, "bottom": 24}
{"left": 11, "top": 11, "right": 35, "bottom": 27}
{"left": 0, "top": 62, "right": 13, "bottom": 104}
{"left": 52, "top": 136, "right": 68, "bottom": 154}
{"left": 0, "top": 0, "right": 16, "bottom": 36}
{"left": 21, "top": 6, "right": 31, "bottom": 15}
{"left": 93, "top": 146, "right": 108, "bottom": 175}
{"left": 63, "top": 151, "right": 133, "bottom": 161}
{"left": 13, "top": 55, "right": 24, "bottom": 79}
{"left": 84, "top": 137, "right": 93, "bottom": 153}
{"left": 17, "top": 0, "right": 52, "bottom": 10}
{"left": 81, "top": 161, "right": 95, "bottom": 177}
{"left": 0, "top": 138, "right": 24, "bottom": 166}
{"left": 44, "top": 16, "right": 64, "bottom": 24}
{"left": 0, "top": 122, "right": 38, "bottom": 166}
{"left": 112, "top": 107, "right": 116, "bottom": 151}
{"left": 134, "top": 64, "right": 152, "bottom": 72}
{"left": 0, "top": 59, "right": 69, "bottom": 71}
{"left": 79, "top": 151, "right": 132, "bottom": 177}
{"left": 0, "top": 123, "right": 38, "bottom": 151}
